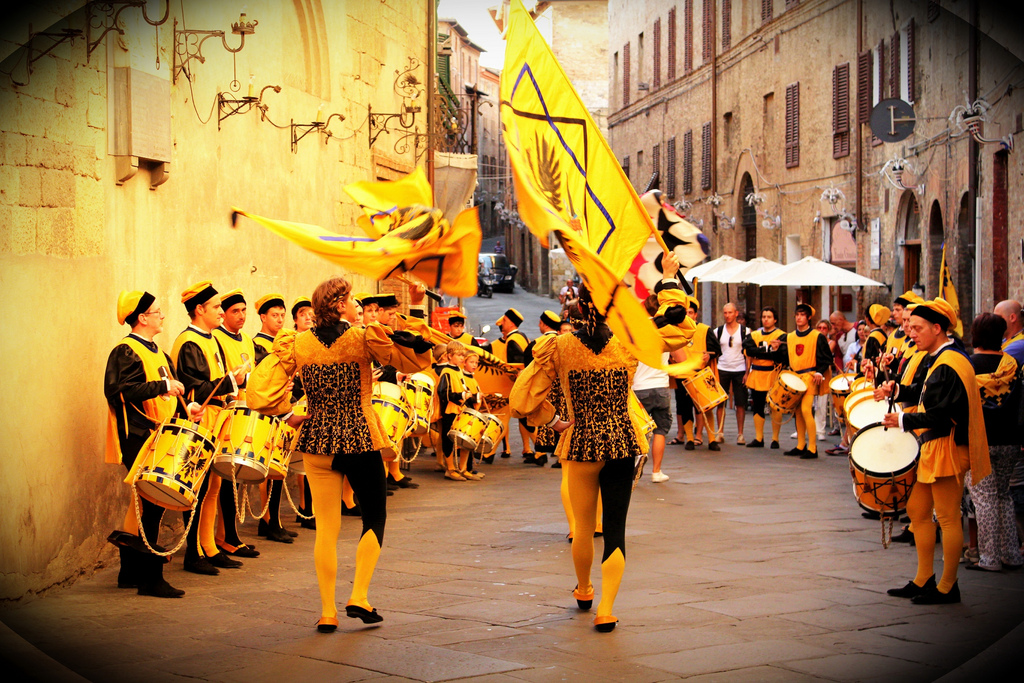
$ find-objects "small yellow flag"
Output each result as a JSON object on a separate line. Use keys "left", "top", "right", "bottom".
{"left": 938, "top": 243, "right": 963, "bottom": 338}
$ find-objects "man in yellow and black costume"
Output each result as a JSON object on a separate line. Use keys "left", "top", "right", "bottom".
{"left": 781, "top": 303, "right": 833, "bottom": 459}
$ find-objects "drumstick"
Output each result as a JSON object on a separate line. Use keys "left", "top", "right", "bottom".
{"left": 395, "top": 274, "right": 443, "bottom": 303}
{"left": 194, "top": 361, "right": 248, "bottom": 417}
{"left": 159, "top": 366, "right": 191, "bottom": 416}
{"left": 880, "top": 364, "right": 897, "bottom": 431}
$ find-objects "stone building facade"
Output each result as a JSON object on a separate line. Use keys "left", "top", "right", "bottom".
{"left": 608, "top": 0, "right": 1023, "bottom": 330}
{"left": 0, "top": 0, "right": 430, "bottom": 599}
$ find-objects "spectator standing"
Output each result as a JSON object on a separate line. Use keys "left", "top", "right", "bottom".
{"left": 829, "top": 311, "right": 857, "bottom": 371}
{"left": 559, "top": 279, "right": 580, "bottom": 317}
{"left": 814, "top": 320, "right": 835, "bottom": 438}
{"left": 714, "top": 303, "right": 749, "bottom": 444}
{"left": 995, "top": 299, "right": 1024, "bottom": 365}
{"left": 965, "top": 313, "right": 1024, "bottom": 572}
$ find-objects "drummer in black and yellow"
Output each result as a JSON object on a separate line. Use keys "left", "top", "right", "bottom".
{"left": 782, "top": 303, "right": 832, "bottom": 459}
{"left": 742, "top": 306, "right": 787, "bottom": 449}
{"left": 172, "top": 281, "right": 247, "bottom": 575}
{"left": 680, "top": 296, "right": 723, "bottom": 450}
{"left": 885, "top": 291, "right": 922, "bottom": 358}
{"left": 491, "top": 309, "right": 535, "bottom": 460}
{"left": 438, "top": 341, "right": 474, "bottom": 481}
{"left": 253, "top": 293, "right": 286, "bottom": 365}
{"left": 105, "top": 290, "right": 194, "bottom": 598}
{"left": 448, "top": 313, "right": 480, "bottom": 348}
{"left": 523, "top": 311, "right": 563, "bottom": 467}
{"left": 211, "top": 289, "right": 261, "bottom": 559}
{"left": 862, "top": 304, "right": 891, "bottom": 369}
{"left": 879, "top": 298, "right": 990, "bottom": 604}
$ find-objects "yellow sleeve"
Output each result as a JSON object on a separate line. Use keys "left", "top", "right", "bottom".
{"left": 365, "top": 323, "right": 433, "bottom": 374}
{"left": 246, "top": 329, "right": 296, "bottom": 415}
{"left": 510, "top": 334, "right": 557, "bottom": 426}
{"left": 655, "top": 289, "right": 697, "bottom": 352}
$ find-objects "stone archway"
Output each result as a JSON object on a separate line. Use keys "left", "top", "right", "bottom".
{"left": 925, "top": 200, "right": 944, "bottom": 301}
{"left": 894, "top": 191, "right": 921, "bottom": 294}
{"left": 737, "top": 173, "right": 758, "bottom": 324}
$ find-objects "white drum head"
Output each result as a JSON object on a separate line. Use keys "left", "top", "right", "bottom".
{"left": 780, "top": 372, "right": 808, "bottom": 392}
{"left": 374, "top": 382, "right": 405, "bottom": 401}
{"left": 408, "top": 372, "right": 435, "bottom": 389}
{"left": 847, "top": 399, "right": 899, "bottom": 432}
{"left": 829, "top": 375, "right": 852, "bottom": 392}
{"left": 850, "top": 423, "right": 919, "bottom": 474}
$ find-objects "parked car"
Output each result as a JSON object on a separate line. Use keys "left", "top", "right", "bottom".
{"left": 479, "top": 253, "right": 517, "bottom": 293}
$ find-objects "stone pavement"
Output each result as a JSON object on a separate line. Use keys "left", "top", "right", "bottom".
{"left": 2, "top": 286, "right": 1022, "bottom": 681}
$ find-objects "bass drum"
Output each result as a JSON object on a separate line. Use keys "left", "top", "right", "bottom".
{"left": 849, "top": 422, "right": 920, "bottom": 517}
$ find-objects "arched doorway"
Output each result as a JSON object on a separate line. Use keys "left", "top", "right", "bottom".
{"left": 926, "top": 200, "right": 944, "bottom": 300}
{"left": 895, "top": 192, "right": 921, "bottom": 294}
{"left": 738, "top": 173, "right": 757, "bottom": 325}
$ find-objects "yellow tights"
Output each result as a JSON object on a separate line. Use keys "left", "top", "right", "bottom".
{"left": 560, "top": 462, "right": 602, "bottom": 538}
{"left": 908, "top": 476, "right": 964, "bottom": 593}
{"left": 793, "top": 388, "right": 817, "bottom": 452}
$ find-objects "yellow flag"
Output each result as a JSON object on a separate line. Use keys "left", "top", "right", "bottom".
{"left": 500, "top": 0, "right": 667, "bottom": 366}
{"left": 231, "top": 204, "right": 481, "bottom": 297}
{"left": 939, "top": 242, "right": 963, "bottom": 338}
{"left": 344, "top": 167, "right": 434, "bottom": 239}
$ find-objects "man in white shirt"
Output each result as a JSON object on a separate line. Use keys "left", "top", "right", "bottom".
{"left": 715, "top": 303, "right": 749, "bottom": 444}
{"left": 829, "top": 311, "right": 858, "bottom": 360}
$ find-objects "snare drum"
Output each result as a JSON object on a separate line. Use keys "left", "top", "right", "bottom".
{"left": 267, "top": 420, "right": 292, "bottom": 480}
{"left": 286, "top": 402, "right": 307, "bottom": 474}
{"left": 135, "top": 418, "right": 217, "bottom": 511}
{"left": 372, "top": 390, "right": 413, "bottom": 459}
{"left": 212, "top": 407, "right": 277, "bottom": 483}
{"left": 850, "top": 377, "right": 874, "bottom": 393}
{"left": 449, "top": 408, "right": 488, "bottom": 450}
{"left": 767, "top": 371, "right": 808, "bottom": 414}
{"left": 478, "top": 412, "right": 506, "bottom": 453}
{"left": 846, "top": 396, "right": 901, "bottom": 433}
{"left": 403, "top": 373, "right": 435, "bottom": 436}
{"left": 681, "top": 367, "right": 728, "bottom": 414}
{"left": 849, "top": 422, "right": 920, "bottom": 517}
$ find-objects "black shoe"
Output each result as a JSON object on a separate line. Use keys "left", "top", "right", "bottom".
{"left": 482, "top": 455, "right": 494, "bottom": 465}
{"left": 887, "top": 574, "right": 936, "bottom": 598}
{"left": 900, "top": 516, "right": 910, "bottom": 524}
{"left": 500, "top": 451, "right": 510, "bottom": 458}
{"left": 912, "top": 580, "right": 961, "bottom": 605}
{"left": 208, "top": 552, "right": 243, "bottom": 569}
{"left": 770, "top": 440, "right": 780, "bottom": 449}
{"left": 221, "top": 543, "right": 260, "bottom": 558}
{"left": 266, "top": 527, "right": 294, "bottom": 543}
{"left": 346, "top": 604, "right": 384, "bottom": 623}
{"left": 551, "top": 460, "right": 561, "bottom": 468}
{"left": 258, "top": 519, "right": 271, "bottom": 537}
{"left": 799, "top": 449, "right": 818, "bottom": 459}
{"left": 522, "top": 451, "right": 534, "bottom": 460}
{"left": 784, "top": 447, "right": 803, "bottom": 456}
{"left": 890, "top": 526, "right": 914, "bottom": 543}
{"left": 523, "top": 455, "right": 537, "bottom": 464}
{"left": 708, "top": 442, "right": 721, "bottom": 452}
{"left": 286, "top": 528, "right": 299, "bottom": 537}
{"left": 861, "top": 510, "right": 881, "bottom": 520}
{"left": 684, "top": 441, "right": 695, "bottom": 451}
{"left": 746, "top": 439, "right": 764, "bottom": 448}
{"left": 184, "top": 557, "right": 219, "bottom": 576}
{"left": 300, "top": 517, "right": 317, "bottom": 530}
{"left": 386, "top": 490, "right": 394, "bottom": 496}
{"left": 117, "top": 547, "right": 139, "bottom": 588}
{"left": 138, "top": 580, "right": 185, "bottom": 598}
{"left": 534, "top": 454, "right": 549, "bottom": 466}
{"left": 386, "top": 481, "right": 399, "bottom": 491}
{"left": 389, "top": 476, "right": 419, "bottom": 489}
{"left": 342, "top": 503, "right": 362, "bottom": 517}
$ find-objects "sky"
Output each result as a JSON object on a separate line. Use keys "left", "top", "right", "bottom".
{"left": 437, "top": 0, "right": 552, "bottom": 71}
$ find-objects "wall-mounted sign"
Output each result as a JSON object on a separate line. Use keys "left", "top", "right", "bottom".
{"left": 870, "top": 218, "right": 881, "bottom": 270}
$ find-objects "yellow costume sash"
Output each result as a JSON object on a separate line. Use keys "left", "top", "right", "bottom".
{"left": 105, "top": 336, "right": 176, "bottom": 464}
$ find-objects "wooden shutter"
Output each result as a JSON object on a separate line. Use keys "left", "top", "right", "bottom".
{"left": 666, "top": 137, "right": 677, "bottom": 197}
{"left": 623, "top": 42, "right": 631, "bottom": 106}
{"left": 762, "top": 0, "right": 773, "bottom": 24}
{"left": 653, "top": 17, "right": 662, "bottom": 89}
{"left": 684, "top": 0, "right": 693, "bottom": 73}
{"left": 785, "top": 82, "right": 800, "bottom": 168}
{"left": 652, "top": 143, "right": 661, "bottom": 184}
{"left": 889, "top": 31, "right": 899, "bottom": 98}
{"left": 701, "top": 121, "right": 712, "bottom": 190}
{"left": 833, "top": 63, "right": 850, "bottom": 158}
{"left": 785, "top": 0, "right": 800, "bottom": 8}
{"left": 722, "top": 0, "right": 731, "bottom": 51}
{"left": 683, "top": 130, "right": 693, "bottom": 194}
{"left": 667, "top": 7, "right": 677, "bottom": 80}
{"left": 702, "top": 0, "right": 713, "bottom": 64}
{"left": 906, "top": 18, "right": 915, "bottom": 102}
{"left": 857, "top": 49, "right": 872, "bottom": 124}
{"left": 622, "top": 155, "right": 630, "bottom": 182}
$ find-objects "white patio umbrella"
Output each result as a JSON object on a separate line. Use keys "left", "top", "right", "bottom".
{"left": 713, "top": 257, "right": 784, "bottom": 284}
{"left": 748, "top": 256, "right": 886, "bottom": 287}
{"left": 684, "top": 255, "right": 745, "bottom": 281}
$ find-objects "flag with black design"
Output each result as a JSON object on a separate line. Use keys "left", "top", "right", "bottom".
{"left": 939, "top": 242, "right": 963, "bottom": 338}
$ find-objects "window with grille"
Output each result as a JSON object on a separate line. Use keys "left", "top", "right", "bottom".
{"left": 857, "top": 49, "right": 872, "bottom": 124}
{"left": 722, "top": 0, "right": 732, "bottom": 51}
{"left": 683, "top": 130, "right": 693, "bottom": 195}
{"left": 762, "top": 0, "right": 773, "bottom": 24}
{"left": 833, "top": 63, "right": 850, "bottom": 158}
{"left": 622, "top": 155, "right": 630, "bottom": 182}
{"left": 653, "top": 18, "right": 662, "bottom": 89}
{"left": 702, "top": 0, "right": 714, "bottom": 63}
{"left": 623, "top": 42, "right": 631, "bottom": 106}
{"left": 785, "top": 82, "right": 800, "bottom": 168}
{"left": 666, "top": 137, "right": 677, "bottom": 197}
{"left": 684, "top": 0, "right": 693, "bottom": 73}
{"left": 701, "top": 122, "right": 712, "bottom": 190}
{"left": 652, "top": 143, "right": 661, "bottom": 183}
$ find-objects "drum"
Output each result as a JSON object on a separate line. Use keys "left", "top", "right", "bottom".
{"left": 135, "top": 418, "right": 217, "bottom": 510}
{"left": 849, "top": 422, "right": 920, "bottom": 517}
{"left": 267, "top": 418, "right": 291, "bottom": 480}
{"left": 404, "top": 373, "right": 435, "bottom": 436}
{"left": 212, "top": 407, "right": 277, "bottom": 483}
{"left": 372, "top": 391, "right": 413, "bottom": 459}
{"left": 286, "top": 402, "right": 308, "bottom": 474}
{"left": 850, "top": 377, "right": 874, "bottom": 393}
{"left": 829, "top": 373, "right": 855, "bottom": 417}
{"left": 767, "top": 371, "right": 808, "bottom": 414}
{"left": 681, "top": 367, "right": 728, "bottom": 414}
{"left": 847, "top": 396, "right": 901, "bottom": 433}
{"left": 449, "top": 407, "right": 488, "bottom": 450}
{"left": 478, "top": 412, "right": 506, "bottom": 453}
{"left": 373, "top": 381, "right": 405, "bottom": 401}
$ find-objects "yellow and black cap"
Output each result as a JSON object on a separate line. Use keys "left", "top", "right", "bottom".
{"left": 795, "top": 302, "right": 815, "bottom": 318}
{"left": 868, "top": 303, "right": 891, "bottom": 327}
{"left": 893, "top": 290, "right": 924, "bottom": 308}
{"left": 220, "top": 288, "right": 245, "bottom": 311}
{"left": 117, "top": 290, "right": 155, "bottom": 326}
{"left": 291, "top": 296, "right": 312, "bottom": 319}
{"left": 540, "top": 310, "right": 561, "bottom": 329}
{"left": 182, "top": 281, "right": 217, "bottom": 314}
{"left": 498, "top": 308, "right": 523, "bottom": 327}
{"left": 910, "top": 297, "right": 956, "bottom": 331}
{"left": 256, "top": 293, "right": 285, "bottom": 315}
